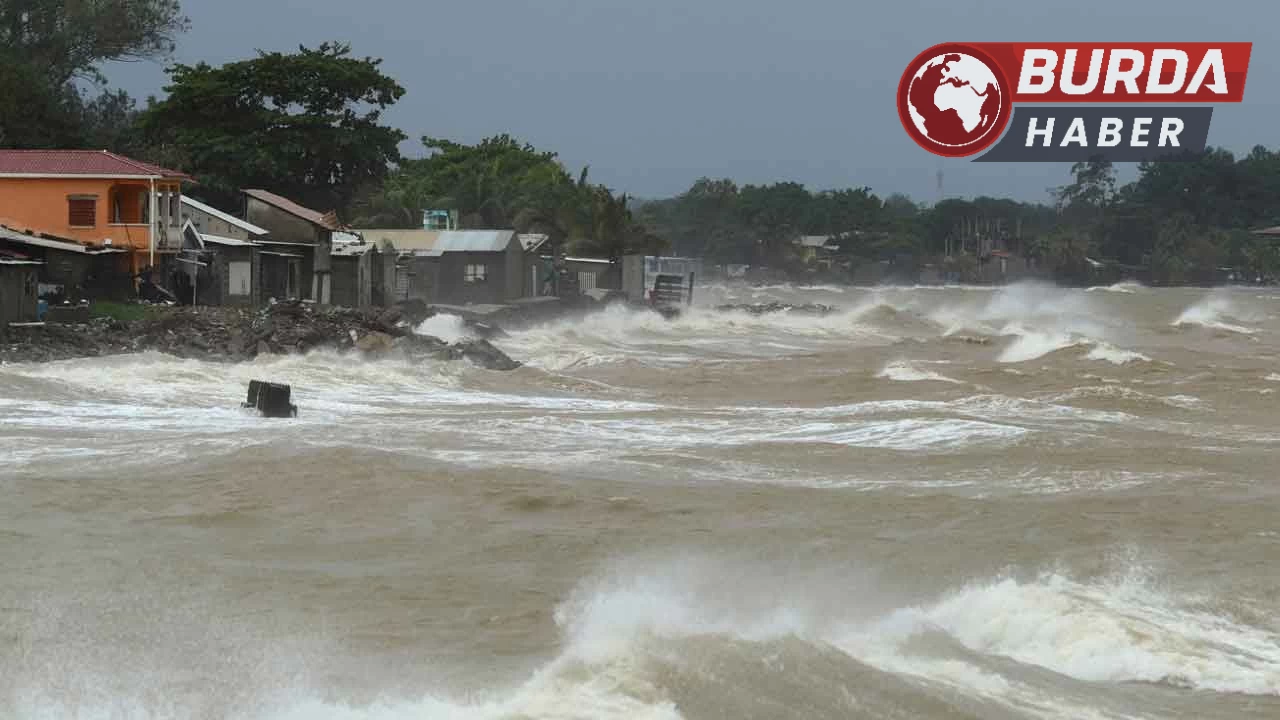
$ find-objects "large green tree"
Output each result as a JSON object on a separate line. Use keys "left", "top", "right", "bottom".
{"left": 140, "top": 42, "right": 406, "bottom": 214}
{"left": 353, "top": 134, "right": 666, "bottom": 258}
{"left": 0, "top": 0, "right": 187, "bottom": 148}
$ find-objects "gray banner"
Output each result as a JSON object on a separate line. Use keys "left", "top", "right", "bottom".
{"left": 973, "top": 107, "right": 1213, "bottom": 163}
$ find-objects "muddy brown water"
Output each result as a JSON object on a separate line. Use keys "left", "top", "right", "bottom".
{"left": 3, "top": 281, "right": 1280, "bottom": 719}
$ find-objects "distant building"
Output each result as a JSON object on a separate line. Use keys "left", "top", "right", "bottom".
{"left": 242, "top": 189, "right": 340, "bottom": 304}
{"left": 422, "top": 209, "right": 457, "bottom": 231}
{"left": 353, "top": 228, "right": 527, "bottom": 306}
{"left": 794, "top": 235, "right": 842, "bottom": 266}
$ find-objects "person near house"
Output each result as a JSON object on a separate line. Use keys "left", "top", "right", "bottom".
{"left": 542, "top": 263, "right": 556, "bottom": 296}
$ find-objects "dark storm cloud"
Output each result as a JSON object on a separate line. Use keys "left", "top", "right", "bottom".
{"left": 104, "top": 0, "right": 1277, "bottom": 203}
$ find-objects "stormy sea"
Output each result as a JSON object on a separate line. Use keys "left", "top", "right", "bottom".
{"left": 3, "top": 281, "right": 1280, "bottom": 719}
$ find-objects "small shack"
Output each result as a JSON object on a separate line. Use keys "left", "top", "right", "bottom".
{"left": 243, "top": 189, "right": 339, "bottom": 304}
{"left": 259, "top": 249, "right": 304, "bottom": 302}
{"left": 430, "top": 230, "right": 522, "bottom": 305}
{"left": 352, "top": 228, "right": 524, "bottom": 305}
{"left": 351, "top": 229, "right": 439, "bottom": 305}
{"left": 0, "top": 257, "right": 41, "bottom": 331}
{"left": 562, "top": 256, "right": 619, "bottom": 293}
{"left": 0, "top": 224, "right": 131, "bottom": 301}
{"left": 176, "top": 220, "right": 260, "bottom": 307}
{"left": 330, "top": 236, "right": 373, "bottom": 309}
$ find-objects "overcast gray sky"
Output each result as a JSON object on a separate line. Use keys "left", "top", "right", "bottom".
{"left": 105, "top": 0, "right": 1275, "bottom": 204}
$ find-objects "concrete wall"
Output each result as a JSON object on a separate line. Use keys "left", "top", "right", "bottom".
{"left": 331, "top": 252, "right": 372, "bottom": 309}
{"left": 244, "top": 198, "right": 321, "bottom": 245}
{"left": 621, "top": 254, "right": 645, "bottom": 301}
{"left": 0, "top": 262, "right": 40, "bottom": 329}
{"left": 371, "top": 249, "right": 398, "bottom": 306}
{"left": 243, "top": 197, "right": 331, "bottom": 302}
{"left": 502, "top": 237, "right": 523, "bottom": 301}
{"left": 182, "top": 205, "right": 253, "bottom": 242}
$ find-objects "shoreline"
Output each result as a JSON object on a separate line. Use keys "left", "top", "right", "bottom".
{"left": 0, "top": 291, "right": 655, "bottom": 367}
{"left": 1, "top": 279, "right": 1256, "bottom": 367}
{"left": 0, "top": 299, "right": 525, "bottom": 369}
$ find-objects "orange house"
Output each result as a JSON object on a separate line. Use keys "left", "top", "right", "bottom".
{"left": 0, "top": 150, "right": 191, "bottom": 275}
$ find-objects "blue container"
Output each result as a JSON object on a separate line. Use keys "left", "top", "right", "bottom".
{"left": 36, "top": 299, "right": 48, "bottom": 321}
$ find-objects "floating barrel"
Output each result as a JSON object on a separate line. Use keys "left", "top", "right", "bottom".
{"left": 244, "top": 380, "right": 298, "bottom": 418}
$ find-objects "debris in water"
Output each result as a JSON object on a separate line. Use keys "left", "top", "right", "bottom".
{"left": 243, "top": 380, "right": 298, "bottom": 418}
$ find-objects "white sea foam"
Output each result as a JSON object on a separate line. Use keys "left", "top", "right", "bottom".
{"left": 866, "top": 570, "right": 1280, "bottom": 695}
{"left": 877, "top": 360, "right": 962, "bottom": 384}
{"left": 1173, "top": 293, "right": 1258, "bottom": 335}
{"left": 1083, "top": 343, "right": 1151, "bottom": 365}
{"left": 243, "top": 558, "right": 1280, "bottom": 720}
{"left": 415, "top": 313, "right": 476, "bottom": 344}
{"left": 1085, "top": 281, "right": 1144, "bottom": 294}
{"left": 997, "top": 326, "right": 1080, "bottom": 363}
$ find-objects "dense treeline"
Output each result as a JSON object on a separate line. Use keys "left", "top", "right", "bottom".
{"left": 634, "top": 153, "right": 1280, "bottom": 284}
{"left": 4, "top": 1, "right": 1279, "bottom": 284}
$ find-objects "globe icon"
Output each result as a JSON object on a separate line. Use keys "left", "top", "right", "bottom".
{"left": 906, "top": 52, "right": 1003, "bottom": 150}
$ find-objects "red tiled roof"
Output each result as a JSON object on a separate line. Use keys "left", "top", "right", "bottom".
{"left": 243, "top": 189, "right": 341, "bottom": 231}
{"left": 0, "top": 150, "right": 190, "bottom": 179}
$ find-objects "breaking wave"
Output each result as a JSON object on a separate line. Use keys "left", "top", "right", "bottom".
{"left": 1173, "top": 293, "right": 1258, "bottom": 335}
{"left": 877, "top": 359, "right": 962, "bottom": 384}
{"left": 878, "top": 569, "right": 1280, "bottom": 695}
{"left": 1086, "top": 280, "right": 1145, "bottom": 294}
{"left": 1083, "top": 343, "right": 1152, "bottom": 365}
{"left": 187, "top": 557, "right": 1280, "bottom": 720}
{"left": 506, "top": 282, "right": 1167, "bottom": 369}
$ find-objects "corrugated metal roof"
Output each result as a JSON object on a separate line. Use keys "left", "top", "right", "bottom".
{"left": 0, "top": 150, "right": 189, "bottom": 179}
{"left": 181, "top": 196, "right": 268, "bottom": 235}
{"left": 0, "top": 225, "right": 128, "bottom": 254}
{"left": 243, "top": 189, "right": 341, "bottom": 230}
{"left": 350, "top": 228, "right": 515, "bottom": 254}
{"left": 200, "top": 234, "right": 256, "bottom": 247}
{"left": 352, "top": 229, "right": 441, "bottom": 252}
{"left": 433, "top": 230, "right": 515, "bottom": 253}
